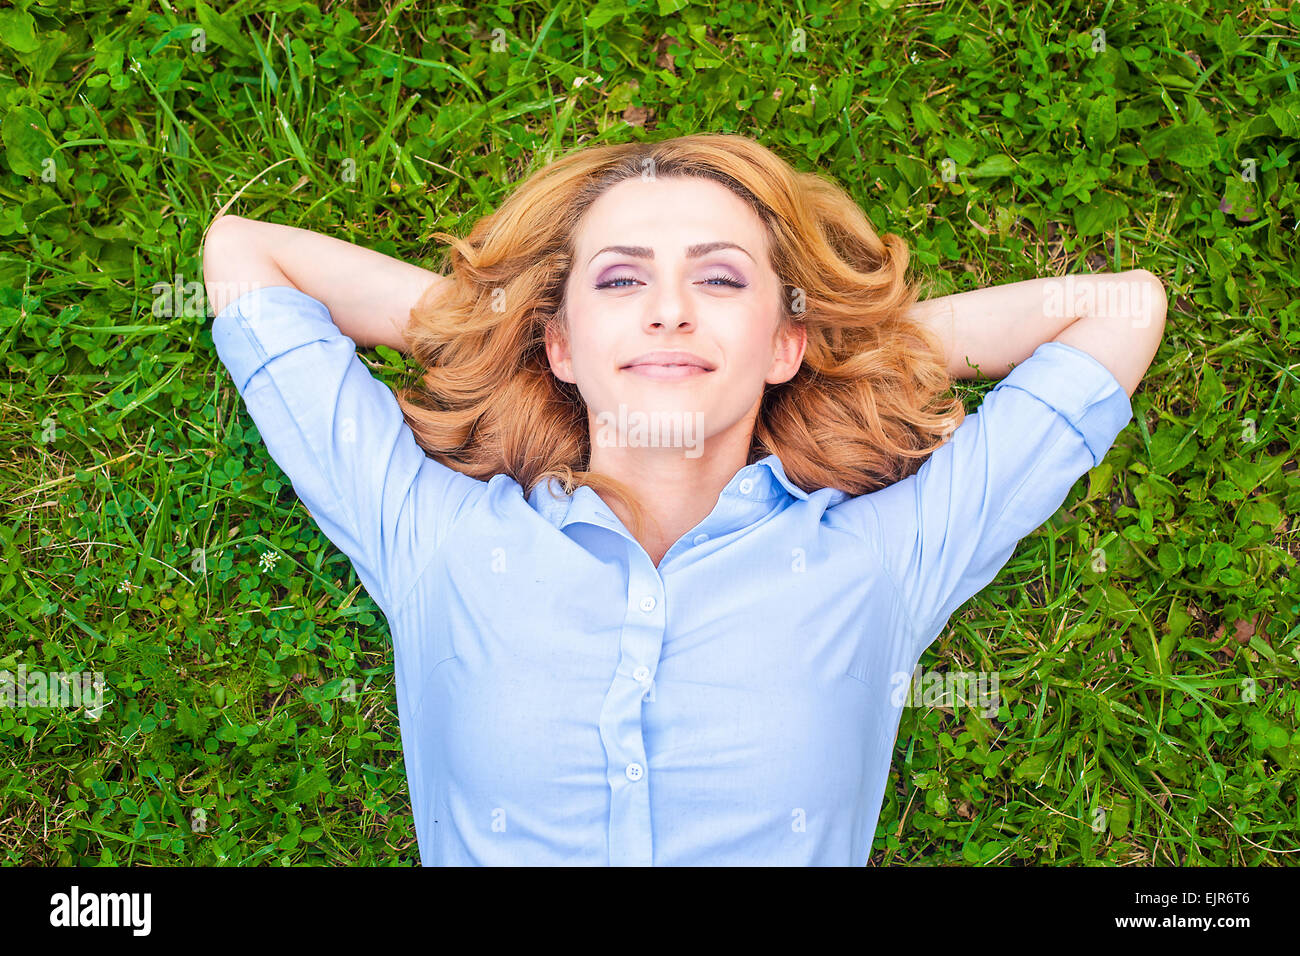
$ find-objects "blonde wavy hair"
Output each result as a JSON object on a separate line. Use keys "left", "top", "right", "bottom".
{"left": 395, "top": 133, "right": 964, "bottom": 539}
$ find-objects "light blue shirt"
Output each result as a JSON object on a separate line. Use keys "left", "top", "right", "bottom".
{"left": 212, "top": 285, "right": 1133, "bottom": 866}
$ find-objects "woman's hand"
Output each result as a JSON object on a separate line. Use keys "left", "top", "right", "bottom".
{"left": 201, "top": 214, "right": 448, "bottom": 353}
{"left": 906, "top": 269, "right": 1167, "bottom": 396}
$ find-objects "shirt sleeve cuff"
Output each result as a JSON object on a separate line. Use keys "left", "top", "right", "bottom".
{"left": 211, "top": 285, "right": 340, "bottom": 392}
{"left": 993, "top": 340, "right": 1134, "bottom": 467}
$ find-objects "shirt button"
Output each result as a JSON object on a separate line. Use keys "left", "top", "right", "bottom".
{"left": 738, "top": 478, "right": 754, "bottom": 495}
{"left": 633, "top": 665, "right": 650, "bottom": 681}
{"left": 639, "top": 595, "right": 656, "bottom": 612}
{"left": 692, "top": 532, "right": 709, "bottom": 545}
{"left": 625, "top": 762, "right": 644, "bottom": 781}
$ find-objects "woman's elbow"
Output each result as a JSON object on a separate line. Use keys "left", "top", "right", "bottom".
{"left": 202, "top": 215, "right": 244, "bottom": 313}
{"left": 201, "top": 215, "right": 286, "bottom": 317}
{"left": 1129, "top": 269, "right": 1168, "bottom": 337}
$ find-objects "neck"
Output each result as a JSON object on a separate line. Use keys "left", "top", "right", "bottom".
{"left": 586, "top": 408, "right": 758, "bottom": 567}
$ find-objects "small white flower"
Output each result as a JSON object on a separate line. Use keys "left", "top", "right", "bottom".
{"left": 258, "top": 550, "right": 280, "bottom": 573}
{"left": 117, "top": 578, "right": 133, "bottom": 594}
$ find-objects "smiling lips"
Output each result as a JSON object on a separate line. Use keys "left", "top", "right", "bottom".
{"left": 621, "top": 350, "right": 715, "bottom": 380}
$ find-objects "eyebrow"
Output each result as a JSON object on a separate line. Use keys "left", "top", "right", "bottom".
{"left": 587, "top": 241, "right": 755, "bottom": 266}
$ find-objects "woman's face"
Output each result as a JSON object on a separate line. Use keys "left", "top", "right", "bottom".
{"left": 547, "top": 175, "right": 806, "bottom": 460}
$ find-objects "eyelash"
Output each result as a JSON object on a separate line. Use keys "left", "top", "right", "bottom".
{"left": 594, "top": 272, "right": 747, "bottom": 290}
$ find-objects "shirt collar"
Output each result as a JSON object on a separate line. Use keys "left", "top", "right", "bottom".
{"left": 526, "top": 453, "right": 822, "bottom": 540}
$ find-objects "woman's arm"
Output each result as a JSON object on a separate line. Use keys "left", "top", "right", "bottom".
{"left": 907, "top": 269, "right": 1167, "bottom": 396}
{"left": 201, "top": 214, "right": 447, "bottom": 352}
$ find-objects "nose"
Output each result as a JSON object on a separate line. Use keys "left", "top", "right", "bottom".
{"left": 646, "top": 286, "right": 695, "bottom": 333}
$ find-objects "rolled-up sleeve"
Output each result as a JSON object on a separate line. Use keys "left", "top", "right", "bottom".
{"left": 851, "top": 340, "right": 1133, "bottom": 655}
{"left": 211, "top": 284, "right": 484, "bottom": 618}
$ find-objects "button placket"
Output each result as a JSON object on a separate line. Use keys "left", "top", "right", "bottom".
{"left": 598, "top": 549, "right": 665, "bottom": 866}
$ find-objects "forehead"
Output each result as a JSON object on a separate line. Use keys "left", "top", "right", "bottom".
{"left": 575, "top": 176, "right": 767, "bottom": 258}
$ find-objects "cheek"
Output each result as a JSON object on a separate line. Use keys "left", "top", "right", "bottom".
{"left": 564, "top": 326, "right": 617, "bottom": 383}
{"left": 728, "top": 331, "right": 778, "bottom": 377}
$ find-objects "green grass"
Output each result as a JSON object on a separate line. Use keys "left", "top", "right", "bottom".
{"left": 0, "top": 0, "right": 1296, "bottom": 866}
